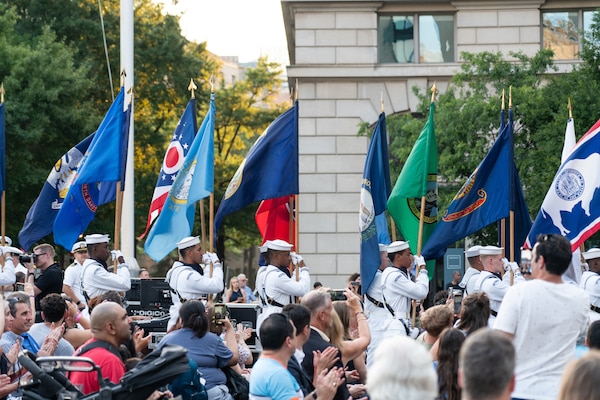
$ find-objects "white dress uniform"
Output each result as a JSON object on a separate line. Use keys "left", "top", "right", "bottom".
{"left": 0, "top": 248, "right": 16, "bottom": 286}
{"left": 255, "top": 265, "right": 268, "bottom": 306}
{"left": 256, "top": 264, "right": 310, "bottom": 333}
{"left": 580, "top": 248, "right": 600, "bottom": 322}
{"left": 459, "top": 268, "right": 481, "bottom": 295}
{"left": 365, "top": 268, "right": 406, "bottom": 367}
{"left": 459, "top": 246, "right": 482, "bottom": 295}
{"left": 473, "top": 269, "right": 525, "bottom": 326}
{"left": 81, "top": 258, "right": 131, "bottom": 300}
{"left": 165, "top": 260, "right": 224, "bottom": 329}
{"left": 580, "top": 270, "right": 600, "bottom": 322}
{"left": 381, "top": 267, "right": 428, "bottom": 321}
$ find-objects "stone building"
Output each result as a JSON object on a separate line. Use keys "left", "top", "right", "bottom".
{"left": 280, "top": 0, "right": 600, "bottom": 287}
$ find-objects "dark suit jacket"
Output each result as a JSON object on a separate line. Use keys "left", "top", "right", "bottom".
{"left": 302, "top": 327, "right": 350, "bottom": 400}
{"left": 288, "top": 354, "right": 314, "bottom": 396}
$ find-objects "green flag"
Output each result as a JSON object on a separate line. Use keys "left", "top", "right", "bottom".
{"left": 387, "top": 103, "right": 438, "bottom": 278}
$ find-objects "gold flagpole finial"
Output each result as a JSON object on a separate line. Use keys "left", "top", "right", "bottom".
{"left": 430, "top": 82, "right": 438, "bottom": 103}
{"left": 209, "top": 74, "right": 215, "bottom": 94}
{"left": 509, "top": 86, "right": 513, "bottom": 109}
{"left": 501, "top": 89, "right": 505, "bottom": 111}
{"left": 568, "top": 98, "right": 573, "bottom": 119}
{"left": 120, "top": 70, "right": 126, "bottom": 87}
{"left": 0, "top": 83, "right": 4, "bottom": 104}
{"left": 381, "top": 92, "right": 384, "bottom": 113}
{"left": 188, "top": 79, "right": 197, "bottom": 99}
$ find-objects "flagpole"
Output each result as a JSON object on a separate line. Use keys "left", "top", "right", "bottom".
{"left": 114, "top": 181, "right": 123, "bottom": 272}
{"left": 508, "top": 88, "right": 515, "bottom": 284}
{"left": 1, "top": 84, "right": 5, "bottom": 289}
{"left": 120, "top": 0, "right": 135, "bottom": 261}
{"left": 568, "top": 99, "right": 586, "bottom": 261}
{"left": 188, "top": 78, "right": 207, "bottom": 254}
{"left": 209, "top": 77, "right": 215, "bottom": 278}
{"left": 413, "top": 83, "right": 437, "bottom": 328}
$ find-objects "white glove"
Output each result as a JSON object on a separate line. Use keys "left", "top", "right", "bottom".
{"left": 502, "top": 258, "right": 519, "bottom": 272}
{"left": 414, "top": 255, "right": 426, "bottom": 268}
{"left": 110, "top": 250, "right": 123, "bottom": 262}
{"left": 205, "top": 252, "right": 220, "bottom": 264}
{"left": 582, "top": 262, "right": 590, "bottom": 272}
{"left": 202, "top": 253, "right": 211, "bottom": 264}
{"left": 290, "top": 252, "right": 299, "bottom": 265}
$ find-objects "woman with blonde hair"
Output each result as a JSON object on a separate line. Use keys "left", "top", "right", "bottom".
{"left": 327, "top": 290, "right": 370, "bottom": 398}
{"left": 224, "top": 276, "right": 246, "bottom": 304}
{"left": 557, "top": 351, "right": 600, "bottom": 400}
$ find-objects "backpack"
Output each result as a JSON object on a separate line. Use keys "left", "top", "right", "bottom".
{"left": 168, "top": 358, "right": 208, "bottom": 400}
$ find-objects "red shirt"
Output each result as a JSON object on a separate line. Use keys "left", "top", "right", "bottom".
{"left": 69, "top": 339, "right": 125, "bottom": 394}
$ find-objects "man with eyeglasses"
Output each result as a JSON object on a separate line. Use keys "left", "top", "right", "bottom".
{"left": 495, "top": 234, "right": 589, "bottom": 400}
{"left": 24, "top": 243, "right": 62, "bottom": 322}
{"left": 381, "top": 240, "right": 428, "bottom": 338}
{"left": 63, "top": 241, "right": 90, "bottom": 318}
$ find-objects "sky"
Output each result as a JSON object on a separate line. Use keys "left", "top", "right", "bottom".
{"left": 156, "top": 0, "right": 289, "bottom": 65}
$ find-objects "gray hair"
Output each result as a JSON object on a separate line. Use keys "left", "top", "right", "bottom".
{"left": 459, "top": 329, "right": 515, "bottom": 400}
{"left": 367, "top": 336, "right": 437, "bottom": 400}
{"left": 301, "top": 290, "right": 330, "bottom": 316}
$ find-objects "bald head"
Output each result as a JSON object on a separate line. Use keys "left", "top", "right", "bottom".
{"left": 91, "top": 302, "right": 122, "bottom": 332}
{"left": 90, "top": 302, "right": 131, "bottom": 346}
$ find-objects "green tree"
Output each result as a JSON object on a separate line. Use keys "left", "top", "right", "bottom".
{"left": 384, "top": 48, "right": 600, "bottom": 246}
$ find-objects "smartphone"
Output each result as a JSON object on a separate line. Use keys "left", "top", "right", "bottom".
{"left": 241, "top": 321, "right": 253, "bottom": 331}
{"left": 213, "top": 303, "right": 228, "bottom": 326}
{"left": 328, "top": 289, "right": 346, "bottom": 302}
{"left": 452, "top": 289, "right": 463, "bottom": 314}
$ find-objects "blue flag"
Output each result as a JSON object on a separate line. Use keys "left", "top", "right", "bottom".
{"left": 19, "top": 134, "right": 96, "bottom": 250}
{"left": 359, "top": 113, "right": 392, "bottom": 293}
{"left": 144, "top": 94, "right": 215, "bottom": 261}
{"left": 140, "top": 99, "right": 197, "bottom": 238}
{"left": 526, "top": 118, "right": 600, "bottom": 251}
{"left": 214, "top": 102, "right": 299, "bottom": 241}
{"left": 497, "top": 108, "right": 532, "bottom": 263}
{"left": 0, "top": 102, "right": 5, "bottom": 193}
{"left": 422, "top": 113, "right": 513, "bottom": 260}
{"left": 53, "top": 89, "right": 128, "bottom": 250}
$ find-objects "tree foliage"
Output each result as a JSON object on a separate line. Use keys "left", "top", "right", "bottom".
{"left": 0, "top": 0, "right": 286, "bottom": 256}
{"left": 383, "top": 45, "right": 600, "bottom": 246}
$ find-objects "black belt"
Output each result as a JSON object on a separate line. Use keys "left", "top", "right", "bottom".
{"left": 365, "top": 293, "right": 384, "bottom": 308}
{"left": 591, "top": 304, "right": 600, "bottom": 314}
{"left": 490, "top": 309, "right": 498, "bottom": 317}
{"left": 267, "top": 297, "right": 285, "bottom": 308}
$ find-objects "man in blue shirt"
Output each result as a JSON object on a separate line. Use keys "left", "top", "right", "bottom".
{"left": 238, "top": 273, "right": 256, "bottom": 303}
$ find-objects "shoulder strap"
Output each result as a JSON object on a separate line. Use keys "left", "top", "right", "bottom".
{"left": 76, "top": 340, "right": 122, "bottom": 361}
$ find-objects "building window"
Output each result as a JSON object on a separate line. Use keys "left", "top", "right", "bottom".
{"left": 542, "top": 10, "right": 596, "bottom": 60}
{"left": 378, "top": 14, "right": 455, "bottom": 64}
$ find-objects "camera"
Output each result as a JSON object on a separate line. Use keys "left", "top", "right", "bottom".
{"left": 213, "top": 303, "right": 228, "bottom": 326}
{"left": 19, "top": 254, "right": 37, "bottom": 264}
{"left": 328, "top": 289, "right": 346, "bottom": 302}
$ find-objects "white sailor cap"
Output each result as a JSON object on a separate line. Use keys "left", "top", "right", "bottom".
{"left": 479, "top": 245, "right": 503, "bottom": 256}
{"left": 3, "top": 246, "right": 22, "bottom": 256}
{"left": 379, "top": 244, "right": 388, "bottom": 252}
{"left": 265, "top": 239, "right": 293, "bottom": 251}
{"left": 387, "top": 241, "right": 410, "bottom": 254}
{"left": 176, "top": 236, "right": 200, "bottom": 250}
{"left": 583, "top": 248, "right": 600, "bottom": 261}
{"left": 465, "top": 245, "right": 482, "bottom": 258}
{"left": 0, "top": 236, "right": 12, "bottom": 246}
{"left": 259, "top": 242, "right": 268, "bottom": 253}
{"left": 84, "top": 234, "right": 110, "bottom": 245}
{"left": 71, "top": 241, "right": 87, "bottom": 253}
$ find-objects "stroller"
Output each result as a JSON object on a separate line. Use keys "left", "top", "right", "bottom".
{"left": 19, "top": 344, "right": 190, "bottom": 400}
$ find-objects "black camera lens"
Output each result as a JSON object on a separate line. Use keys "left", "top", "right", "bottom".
{"left": 19, "top": 255, "right": 31, "bottom": 263}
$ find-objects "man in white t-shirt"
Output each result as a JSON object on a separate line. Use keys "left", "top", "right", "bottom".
{"left": 495, "top": 233, "right": 589, "bottom": 400}
{"left": 63, "top": 241, "right": 90, "bottom": 318}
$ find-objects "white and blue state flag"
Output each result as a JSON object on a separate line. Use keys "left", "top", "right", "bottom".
{"left": 526, "top": 118, "right": 600, "bottom": 251}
